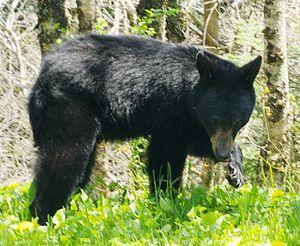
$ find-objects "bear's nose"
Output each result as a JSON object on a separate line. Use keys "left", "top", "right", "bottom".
{"left": 215, "top": 150, "right": 230, "bottom": 161}
{"left": 215, "top": 136, "right": 231, "bottom": 161}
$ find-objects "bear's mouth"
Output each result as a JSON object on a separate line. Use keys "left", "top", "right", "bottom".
{"left": 215, "top": 156, "right": 230, "bottom": 163}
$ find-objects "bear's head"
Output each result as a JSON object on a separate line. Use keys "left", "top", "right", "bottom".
{"left": 192, "top": 51, "right": 262, "bottom": 161}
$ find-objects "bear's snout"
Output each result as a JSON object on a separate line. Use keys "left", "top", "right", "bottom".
{"left": 210, "top": 130, "right": 234, "bottom": 161}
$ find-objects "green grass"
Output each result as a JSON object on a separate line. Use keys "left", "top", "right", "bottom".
{"left": 0, "top": 139, "right": 299, "bottom": 245}
{"left": 0, "top": 181, "right": 299, "bottom": 245}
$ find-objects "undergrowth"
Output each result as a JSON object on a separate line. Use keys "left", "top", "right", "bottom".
{"left": 0, "top": 180, "right": 299, "bottom": 245}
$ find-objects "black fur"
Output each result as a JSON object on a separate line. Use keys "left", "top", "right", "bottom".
{"left": 28, "top": 34, "right": 261, "bottom": 224}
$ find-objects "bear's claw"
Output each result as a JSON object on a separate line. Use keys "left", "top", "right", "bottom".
{"left": 226, "top": 144, "right": 245, "bottom": 188}
{"left": 226, "top": 163, "right": 245, "bottom": 188}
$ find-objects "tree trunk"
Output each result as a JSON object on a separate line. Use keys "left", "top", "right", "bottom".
{"left": 166, "top": 0, "right": 189, "bottom": 42}
{"left": 137, "top": 0, "right": 188, "bottom": 41}
{"left": 76, "top": 0, "right": 96, "bottom": 33}
{"left": 261, "top": 0, "right": 292, "bottom": 185}
{"left": 37, "top": 0, "right": 79, "bottom": 54}
{"left": 203, "top": 0, "right": 219, "bottom": 53}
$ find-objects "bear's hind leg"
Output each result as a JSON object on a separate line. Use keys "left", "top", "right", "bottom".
{"left": 30, "top": 99, "right": 99, "bottom": 224}
{"left": 30, "top": 142, "right": 96, "bottom": 224}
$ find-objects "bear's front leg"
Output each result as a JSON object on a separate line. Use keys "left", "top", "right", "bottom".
{"left": 226, "top": 143, "right": 245, "bottom": 188}
{"left": 147, "top": 133, "right": 188, "bottom": 194}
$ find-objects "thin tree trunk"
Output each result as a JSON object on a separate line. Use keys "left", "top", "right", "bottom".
{"left": 166, "top": 0, "right": 189, "bottom": 42}
{"left": 111, "top": 0, "right": 122, "bottom": 34}
{"left": 261, "top": 0, "right": 292, "bottom": 185}
{"left": 37, "top": 0, "right": 79, "bottom": 54}
{"left": 203, "top": 0, "right": 219, "bottom": 53}
{"left": 137, "top": 0, "right": 188, "bottom": 41}
{"left": 157, "top": 1, "right": 168, "bottom": 41}
{"left": 76, "top": 0, "right": 96, "bottom": 33}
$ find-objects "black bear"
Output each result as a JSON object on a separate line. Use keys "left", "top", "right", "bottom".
{"left": 28, "top": 34, "right": 261, "bottom": 224}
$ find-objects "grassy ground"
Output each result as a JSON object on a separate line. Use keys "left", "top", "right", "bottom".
{"left": 0, "top": 180, "right": 299, "bottom": 245}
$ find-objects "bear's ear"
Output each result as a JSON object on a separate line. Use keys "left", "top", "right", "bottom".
{"left": 239, "top": 55, "right": 262, "bottom": 85}
{"left": 196, "top": 50, "right": 218, "bottom": 79}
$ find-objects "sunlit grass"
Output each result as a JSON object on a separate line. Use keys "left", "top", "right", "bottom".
{"left": 0, "top": 180, "right": 299, "bottom": 245}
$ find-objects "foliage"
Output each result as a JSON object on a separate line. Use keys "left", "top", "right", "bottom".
{"left": 130, "top": 9, "right": 157, "bottom": 37}
{"left": 0, "top": 181, "right": 299, "bottom": 245}
{"left": 130, "top": 8, "right": 180, "bottom": 37}
{"left": 130, "top": 16, "right": 156, "bottom": 37}
{"left": 234, "top": 18, "right": 264, "bottom": 53}
{"left": 94, "top": 18, "right": 109, "bottom": 35}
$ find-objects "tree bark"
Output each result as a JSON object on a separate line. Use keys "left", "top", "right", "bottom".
{"left": 261, "top": 0, "right": 292, "bottom": 184}
{"left": 203, "top": 0, "right": 219, "bottom": 53}
{"left": 76, "top": 0, "right": 96, "bottom": 33}
{"left": 37, "top": 0, "right": 79, "bottom": 54}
